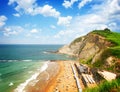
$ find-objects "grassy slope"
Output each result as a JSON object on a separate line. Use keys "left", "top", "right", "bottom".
{"left": 91, "top": 30, "right": 120, "bottom": 68}
{"left": 84, "top": 78, "right": 120, "bottom": 92}
{"left": 84, "top": 29, "right": 120, "bottom": 92}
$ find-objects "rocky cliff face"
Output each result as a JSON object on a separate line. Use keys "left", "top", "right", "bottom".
{"left": 58, "top": 32, "right": 112, "bottom": 63}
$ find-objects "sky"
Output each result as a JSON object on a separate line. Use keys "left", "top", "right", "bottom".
{"left": 0, "top": 0, "right": 120, "bottom": 44}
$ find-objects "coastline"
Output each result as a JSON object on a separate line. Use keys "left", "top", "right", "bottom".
{"left": 20, "top": 61, "right": 60, "bottom": 92}
{"left": 14, "top": 60, "right": 83, "bottom": 92}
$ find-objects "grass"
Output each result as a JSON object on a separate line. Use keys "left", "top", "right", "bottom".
{"left": 83, "top": 30, "right": 120, "bottom": 92}
{"left": 84, "top": 78, "right": 120, "bottom": 92}
{"left": 78, "top": 29, "right": 120, "bottom": 72}
{"left": 91, "top": 29, "right": 120, "bottom": 67}
{"left": 92, "top": 30, "right": 120, "bottom": 46}
{"left": 107, "top": 47, "right": 120, "bottom": 58}
{"left": 77, "top": 29, "right": 120, "bottom": 92}
{"left": 70, "top": 36, "right": 83, "bottom": 45}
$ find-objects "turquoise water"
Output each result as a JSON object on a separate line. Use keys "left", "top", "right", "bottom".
{"left": 0, "top": 45, "right": 74, "bottom": 92}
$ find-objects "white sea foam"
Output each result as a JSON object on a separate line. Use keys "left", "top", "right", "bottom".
{"left": 14, "top": 61, "right": 49, "bottom": 92}
{"left": 22, "top": 60, "right": 32, "bottom": 62}
{"left": 28, "top": 71, "right": 33, "bottom": 74}
{"left": 43, "top": 51, "right": 50, "bottom": 54}
{"left": 43, "top": 51, "right": 47, "bottom": 54}
{"left": 23, "top": 66, "right": 27, "bottom": 69}
{"left": 40, "top": 62, "right": 48, "bottom": 72}
{"left": 8, "top": 60, "right": 13, "bottom": 62}
{"left": 14, "top": 72, "right": 39, "bottom": 92}
{"left": 0, "top": 60, "right": 33, "bottom": 62}
{"left": 0, "top": 60, "right": 19, "bottom": 62}
{"left": 8, "top": 60, "right": 18, "bottom": 62}
{"left": 9, "top": 82, "right": 14, "bottom": 86}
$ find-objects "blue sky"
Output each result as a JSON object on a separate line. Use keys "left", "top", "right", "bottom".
{"left": 0, "top": 0, "right": 120, "bottom": 44}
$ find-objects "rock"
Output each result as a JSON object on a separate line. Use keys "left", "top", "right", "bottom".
{"left": 106, "top": 56, "right": 116, "bottom": 66}
{"left": 58, "top": 33, "right": 112, "bottom": 63}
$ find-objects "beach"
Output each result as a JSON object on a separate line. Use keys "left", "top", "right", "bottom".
{"left": 0, "top": 45, "right": 75, "bottom": 92}
{"left": 46, "top": 61, "right": 81, "bottom": 92}
{"left": 17, "top": 60, "right": 84, "bottom": 92}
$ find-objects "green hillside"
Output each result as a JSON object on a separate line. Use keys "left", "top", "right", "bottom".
{"left": 84, "top": 29, "right": 120, "bottom": 92}
{"left": 84, "top": 78, "right": 120, "bottom": 92}
{"left": 92, "top": 29, "right": 120, "bottom": 45}
{"left": 90, "top": 29, "right": 120, "bottom": 67}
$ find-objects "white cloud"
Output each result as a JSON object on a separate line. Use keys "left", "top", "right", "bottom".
{"left": 78, "top": 0, "right": 92, "bottom": 9}
{"left": 8, "top": 0, "right": 60, "bottom": 18}
{"left": 50, "top": 25, "right": 56, "bottom": 29}
{"left": 54, "top": 30, "right": 75, "bottom": 38}
{"left": 62, "top": 0, "right": 78, "bottom": 8}
{"left": 3, "top": 26, "right": 24, "bottom": 36}
{"left": 32, "top": 5, "right": 60, "bottom": 18}
{"left": 57, "top": 16, "right": 72, "bottom": 26}
{"left": 30, "top": 28, "right": 39, "bottom": 33}
{"left": 0, "top": 15, "right": 7, "bottom": 27}
{"left": 54, "top": 0, "right": 120, "bottom": 43}
{"left": 26, "top": 33, "right": 31, "bottom": 37}
{"left": 91, "top": 0, "right": 120, "bottom": 28}
{"left": 54, "top": 30, "right": 75, "bottom": 43}
{"left": 25, "top": 28, "right": 41, "bottom": 38}
{"left": 71, "top": 15, "right": 108, "bottom": 31}
{"left": 55, "top": 0, "right": 120, "bottom": 44}
{"left": 13, "top": 13, "right": 20, "bottom": 17}
{"left": 54, "top": 15, "right": 108, "bottom": 43}
{"left": 92, "top": 0, "right": 120, "bottom": 16}
{"left": 80, "top": 14, "right": 107, "bottom": 24}
{"left": 8, "top": 0, "right": 37, "bottom": 10}
{"left": 62, "top": 0, "right": 92, "bottom": 9}
{"left": 5, "top": 0, "right": 120, "bottom": 44}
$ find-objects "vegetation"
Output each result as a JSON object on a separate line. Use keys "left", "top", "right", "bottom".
{"left": 82, "top": 29, "right": 120, "bottom": 91}
{"left": 77, "top": 29, "right": 120, "bottom": 92}
{"left": 79, "top": 29, "right": 120, "bottom": 68}
{"left": 92, "top": 29, "right": 120, "bottom": 46}
{"left": 84, "top": 78, "right": 120, "bottom": 92}
{"left": 70, "top": 36, "right": 83, "bottom": 45}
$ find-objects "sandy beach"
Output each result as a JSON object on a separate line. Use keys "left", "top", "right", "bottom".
{"left": 21, "top": 60, "right": 84, "bottom": 92}
{"left": 46, "top": 61, "right": 80, "bottom": 92}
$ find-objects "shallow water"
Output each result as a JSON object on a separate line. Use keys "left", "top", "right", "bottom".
{"left": 0, "top": 45, "right": 75, "bottom": 92}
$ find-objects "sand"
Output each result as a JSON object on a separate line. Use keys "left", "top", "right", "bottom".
{"left": 46, "top": 61, "right": 81, "bottom": 92}
{"left": 24, "top": 61, "right": 60, "bottom": 92}
{"left": 23, "top": 61, "right": 84, "bottom": 92}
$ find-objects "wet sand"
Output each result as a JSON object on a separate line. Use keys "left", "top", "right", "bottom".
{"left": 24, "top": 61, "right": 60, "bottom": 92}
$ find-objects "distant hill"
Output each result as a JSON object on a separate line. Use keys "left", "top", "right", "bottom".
{"left": 58, "top": 28, "right": 120, "bottom": 73}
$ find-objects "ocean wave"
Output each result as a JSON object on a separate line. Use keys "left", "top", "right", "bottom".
{"left": 0, "top": 60, "right": 33, "bottom": 62}
{"left": 43, "top": 51, "right": 50, "bottom": 54}
{"left": 14, "top": 72, "right": 39, "bottom": 92}
{"left": 22, "top": 60, "right": 32, "bottom": 62}
{"left": 0, "top": 60, "right": 14, "bottom": 62}
{"left": 28, "top": 71, "right": 33, "bottom": 74}
{"left": 40, "top": 61, "right": 48, "bottom": 72}
{"left": 14, "top": 61, "right": 49, "bottom": 92}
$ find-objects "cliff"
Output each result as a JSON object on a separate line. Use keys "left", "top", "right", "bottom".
{"left": 58, "top": 29, "right": 120, "bottom": 67}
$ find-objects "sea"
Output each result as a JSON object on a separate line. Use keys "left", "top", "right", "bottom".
{"left": 0, "top": 44, "right": 75, "bottom": 92}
